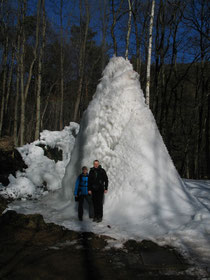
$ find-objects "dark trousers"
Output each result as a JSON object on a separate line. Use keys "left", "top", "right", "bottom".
{"left": 78, "top": 195, "right": 94, "bottom": 219}
{"left": 92, "top": 190, "right": 104, "bottom": 219}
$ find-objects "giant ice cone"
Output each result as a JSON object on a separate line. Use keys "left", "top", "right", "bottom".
{"left": 62, "top": 56, "right": 195, "bottom": 230}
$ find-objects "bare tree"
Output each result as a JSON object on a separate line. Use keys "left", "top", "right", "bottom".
{"left": 73, "top": 0, "right": 90, "bottom": 121}
{"left": 132, "top": 1, "right": 149, "bottom": 74}
{"left": 14, "top": 41, "right": 20, "bottom": 146}
{"left": 35, "top": 0, "right": 46, "bottom": 139}
{"left": 0, "top": 0, "right": 9, "bottom": 136}
{"left": 145, "top": 0, "right": 155, "bottom": 106}
{"left": 110, "top": 0, "right": 124, "bottom": 56}
{"left": 20, "top": 0, "right": 41, "bottom": 145}
{"left": 5, "top": 45, "right": 15, "bottom": 113}
{"left": 206, "top": 93, "right": 210, "bottom": 176}
{"left": 0, "top": 36, "right": 8, "bottom": 136}
{"left": 41, "top": 81, "right": 58, "bottom": 131}
{"left": 13, "top": 1, "right": 22, "bottom": 146}
{"left": 125, "top": 0, "right": 132, "bottom": 59}
{"left": 183, "top": 0, "right": 209, "bottom": 178}
{"left": 100, "top": 0, "right": 108, "bottom": 71}
{"left": 19, "top": 0, "right": 26, "bottom": 146}
{"left": 59, "top": 0, "right": 64, "bottom": 130}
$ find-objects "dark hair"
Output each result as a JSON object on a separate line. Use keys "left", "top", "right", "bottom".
{"left": 82, "top": 166, "right": 88, "bottom": 171}
{"left": 93, "top": 160, "right": 99, "bottom": 163}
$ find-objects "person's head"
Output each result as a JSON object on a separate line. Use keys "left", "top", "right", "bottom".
{"left": 93, "top": 160, "right": 100, "bottom": 169}
{"left": 82, "top": 166, "right": 88, "bottom": 175}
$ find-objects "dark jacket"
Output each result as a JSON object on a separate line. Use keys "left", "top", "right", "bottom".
{"left": 88, "top": 165, "right": 108, "bottom": 191}
{"left": 74, "top": 173, "right": 89, "bottom": 196}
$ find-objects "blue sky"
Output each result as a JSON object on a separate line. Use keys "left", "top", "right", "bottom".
{"left": 3, "top": 0, "right": 207, "bottom": 64}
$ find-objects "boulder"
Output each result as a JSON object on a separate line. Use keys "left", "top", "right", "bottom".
{"left": 0, "top": 136, "right": 27, "bottom": 186}
{"left": 0, "top": 196, "right": 8, "bottom": 215}
{"left": 38, "top": 144, "right": 62, "bottom": 162}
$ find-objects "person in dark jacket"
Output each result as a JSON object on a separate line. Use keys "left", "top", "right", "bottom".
{"left": 88, "top": 160, "right": 108, "bottom": 223}
{"left": 74, "top": 166, "right": 94, "bottom": 221}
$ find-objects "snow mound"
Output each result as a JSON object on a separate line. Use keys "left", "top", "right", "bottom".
{"left": 0, "top": 122, "right": 79, "bottom": 199}
{"left": 62, "top": 56, "right": 196, "bottom": 230}
{"left": 5, "top": 176, "right": 36, "bottom": 199}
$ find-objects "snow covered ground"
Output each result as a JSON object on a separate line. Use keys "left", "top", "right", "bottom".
{"left": 1, "top": 57, "right": 210, "bottom": 277}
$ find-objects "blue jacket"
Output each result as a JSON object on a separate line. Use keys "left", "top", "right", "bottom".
{"left": 74, "top": 173, "right": 89, "bottom": 196}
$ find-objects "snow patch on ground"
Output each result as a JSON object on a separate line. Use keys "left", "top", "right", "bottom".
{"left": 104, "top": 239, "right": 125, "bottom": 250}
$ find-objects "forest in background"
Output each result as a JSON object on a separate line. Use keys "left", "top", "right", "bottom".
{"left": 0, "top": 0, "right": 209, "bottom": 179}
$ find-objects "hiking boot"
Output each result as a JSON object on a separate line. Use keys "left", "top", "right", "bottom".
{"left": 93, "top": 217, "right": 98, "bottom": 222}
{"left": 96, "top": 218, "right": 102, "bottom": 223}
{"left": 79, "top": 217, "right": 83, "bottom": 221}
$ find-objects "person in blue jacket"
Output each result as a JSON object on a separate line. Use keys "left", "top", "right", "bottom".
{"left": 74, "top": 166, "right": 94, "bottom": 221}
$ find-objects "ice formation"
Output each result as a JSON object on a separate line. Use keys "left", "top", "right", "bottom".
{"left": 0, "top": 122, "right": 79, "bottom": 198}
{"left": 62, "top": 56, "right": 196, "bottom": 229}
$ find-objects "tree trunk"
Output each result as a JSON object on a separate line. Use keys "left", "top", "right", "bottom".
{"left": 133, "top": 1, "right": 140, "bottom": 73}
{"left": 145, "top": 0, "right": 155, "bottom": 107}
{"left": 5, "top": 45, "right": 15, "bottom": 113}
{"left": 0, "top": 35, "right": 9, "bottom": 136}
{"left": 100, "top": 0, "right": 108, "bottom": 71}
{"left": 35, "top": 0, "right": 46, "bottom": 140}
{"left": 194, "top": 1, "right": 205, "bottom": 178}
{"left": 41, "top": 81, "right": 57, "bottom": 130}
{"left": 125, "top": 0, "right": 132, "bottom": 59}
{"left": 59, "top": 0, "right": 64, "bottom": 130}
{"left": 19, "top": 0, "right": 26, "bottom": 146}
{"left": 206, "top": 93, "right": 210, "bottom": 177}
{"left": 20, "top": 0, "right": 41, "bottom": 145}
{"left": 14, "top": 33, "right": 21, "bottom": 146}
{"left": 153, "top": 1, "right": 161, "bottom": 118}
{"left": 157, "top": 0, "right": 166, "bottom": 133}
{"left": 111, "top": 0, "right": 118, "bottom": 56}
{"left": 110, "top": 0, "right": 124, "bottom": 56}
{"left": 73, "top": 0, "right": 90, "bottom": 122}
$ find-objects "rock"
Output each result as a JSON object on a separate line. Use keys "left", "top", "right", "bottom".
{"left": 0, "top": 210, "right": 80, "bottom": 245}
{"left": 0, "top": 196, "right": 8, "bottom": 215}
{"left": 0, "top": 136, "right": 14, "bottom": 152}
{"left": 0, "top": 136, "right": 27, "bottom": 186}
{"left": 38, "top": 144, "right": 62, "bottom": 162}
